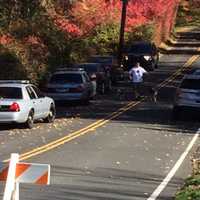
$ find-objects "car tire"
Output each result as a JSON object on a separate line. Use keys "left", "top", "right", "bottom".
{"left": 172, "top": 106, "right": 180, "bottom": 121}
{"left": 25, "top": 110, "right": 34, "bottom": 129}
{"left": 44, "top": 105, "right": 56, "bottom": 123}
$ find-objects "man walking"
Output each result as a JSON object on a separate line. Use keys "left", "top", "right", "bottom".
{"left": 129, "top": 62, "right": 147, "bottom": 99}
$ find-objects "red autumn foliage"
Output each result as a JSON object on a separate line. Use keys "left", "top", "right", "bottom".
{"left": 67, "top": 0, "right": 180, "bottom": 39}
{"left": 0, "top": 34, "right": 13, "bottom": 45}
{"left": 52, "top": 15, "right": 82, "bottom": 37}
{"left": 23, "top": 36, "right": 43, "bottom": 45}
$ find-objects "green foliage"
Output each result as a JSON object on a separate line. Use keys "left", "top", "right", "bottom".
{"left": 185, "top": 175, "right": 200, "bottom": 186}
{"left": 126, "top": 23, "right": 155, "bottom": 43}
{"left": 175, "top": 174, "right": 200, "bottom": 200}
{"left": 176, "top": 2, "right": 200, "bottom": 27}
{"left": 0, "top": 1, "right": 12, "bottom": 31}
{"left": 0, "top": 1, "right": 164, "bottom": 85}
{"left": 0, "top": 46, "right": 27, "bottom": 79}
{"left": 89, "top": 23, "right": 120, "bottom": 55}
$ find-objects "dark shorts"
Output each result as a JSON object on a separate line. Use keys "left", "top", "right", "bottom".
{"left": 132, "top": 82, "right": 141, "bottom": 90}
{"left": 132, "top": 82, "right": 142, "bottom": 98}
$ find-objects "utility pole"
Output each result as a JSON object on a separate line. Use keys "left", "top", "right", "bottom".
{"left": 118, "top": 0, "right": 128, "bottom": 66}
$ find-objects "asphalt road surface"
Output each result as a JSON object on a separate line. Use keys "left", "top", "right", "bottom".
{"left": 0, "top": 31, "right": 200, "bottom": 200}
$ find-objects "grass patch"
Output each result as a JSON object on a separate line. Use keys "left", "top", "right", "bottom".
{"left": 175, "top": 174, "right": 200, "bottom": 200}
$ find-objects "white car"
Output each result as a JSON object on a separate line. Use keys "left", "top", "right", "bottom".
{"left": 0, "top": 80, "right": 56, "bottom": 128}
{"left": 173, "top": 74, "right": 200, "bottom": 119}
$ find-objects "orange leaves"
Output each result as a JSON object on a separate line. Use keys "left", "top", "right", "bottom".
{"left": 53, "top": 16, "right": 82, "bottom": 37}
{"left": 71, "top": 0, "right": 111, "bottom": 35}
{"left": 67, "top": 0, "right": 180, "bottom": 36}
{"left": 0, "top": 34, "right": 13, "bottom": 45}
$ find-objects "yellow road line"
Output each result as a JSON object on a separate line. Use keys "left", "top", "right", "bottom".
{"left": 4, "top": 101, "right": 141, "bottom": 162}
{"left": 157, "top": 54, "right": 200, "bottom": 89}
{"left": 3, "top": 53, "right": 200, "bottom": 162}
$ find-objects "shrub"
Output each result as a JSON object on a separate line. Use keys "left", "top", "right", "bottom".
{"left": 126, "top": 23, "right": 155, "bottom": 43}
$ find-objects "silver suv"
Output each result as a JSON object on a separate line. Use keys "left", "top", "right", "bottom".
{"left": 45, "top": 68, "right": 94, "bottom": 103}
{"left": 173, "top": 74, "right": 200, "bottom": 119}
{"left": 0, "top": 80, "right": 55, "bottom": 128}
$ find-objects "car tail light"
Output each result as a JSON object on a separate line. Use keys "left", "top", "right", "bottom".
{"left": 175, "top": 89, "right": 181, "bottom": 102}
{"left": 176, "top": 88, "right": 181, "bottom": 97}
{"left": 9, "top": 102, "right": 20, "bottom": 112}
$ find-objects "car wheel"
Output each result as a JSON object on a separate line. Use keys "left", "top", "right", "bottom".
{"left": 25, "top": 110, "right": 34, "bottom": 129}
{"left": 44, "top": 105, "right": 56, "bottom": 123}
{"left": 172, "top": 106, "right": 180, "bottom": 121}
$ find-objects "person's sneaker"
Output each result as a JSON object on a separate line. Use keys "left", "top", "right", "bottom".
{"left": 136, "top": 96, "right": 141, "bottom": 100}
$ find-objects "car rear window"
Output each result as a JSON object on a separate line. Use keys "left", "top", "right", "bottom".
{"left": 0, "top": 87, "right": 22, "bottom": 99}
{"left": 89, "top": 57, "right": 112, "bottom": 64}
{"left": 50, "top": 73, "right": 83, "bottom": 84}
{"left": 79, "top": 65, "right": 98, "bottom": 73}
{"left": 128, "top": 43, "right": 153, "bottom": 54}
{"left": 180, "top": 79, "right": 200, "bottom": 89}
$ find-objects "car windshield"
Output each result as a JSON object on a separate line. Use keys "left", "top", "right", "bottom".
{"left": 128, "top": 43, "right": 153, "bottom": 54}
{"left": 0, "top": 87, "right": 23, "bottom": 99}
{"left": 79, "top": 65, "right": 98, "bottom": 73}
{"left": 89, "top": 57, "right": 112, "bottom": 64}
{"left": 180, "top": 79, "right": 200, "bottom": 89}
{"left": 50, "top": 74, "right": 83, "bottom": 84}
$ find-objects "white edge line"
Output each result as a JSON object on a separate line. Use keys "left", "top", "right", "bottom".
{"left": 147, "top": 130, "right": 199, "bottom": 200}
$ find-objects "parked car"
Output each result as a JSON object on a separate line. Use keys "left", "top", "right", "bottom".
{"left": 173, "top": 74, "right": 200, "bottom": 119}
{"left": 88, "top": 55, "right": 117, "bottom": 70}
{"left": 45, "top": 68, "right": 94, "bottom": 103}
{"left": 110, "top": 65, "right": 125, "bottom": 84}
{"left": 122, "top": 41, "right": 159, "bottom": 71}
{"left": 75, "top": 63, "right": 112, "bottom": 94}
{"left": 187, "top": 68, "right": 200, "bottom": 75}
{"left": 88, "top": 55, "right": 124, "bottom": 84}
{"left": 0, "top": 80, "right": 55, "bottom": 128}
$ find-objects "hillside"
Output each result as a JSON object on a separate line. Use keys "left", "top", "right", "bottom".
{"left": 0, "top": 0, "right": 179, "bottom": 83}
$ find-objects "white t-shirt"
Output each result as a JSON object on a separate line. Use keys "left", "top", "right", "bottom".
{"left": 129, "top": 66, "right": 147, "bottom": 83}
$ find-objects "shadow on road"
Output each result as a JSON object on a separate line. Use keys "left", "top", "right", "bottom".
{"left": 19, "top": 165, "right": 183, "bottom": 200}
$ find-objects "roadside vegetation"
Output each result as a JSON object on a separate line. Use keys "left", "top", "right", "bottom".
{"left": 175, "top": 0, "right": 200, "bottom": 30}
{"left": 0, "top": 0, "right": 179, "bottom": 84}
{"left": 175, "top": 173, "right": 200, "bottom": 200}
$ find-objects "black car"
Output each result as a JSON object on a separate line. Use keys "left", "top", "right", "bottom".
{"left": 88, "top": 55, "right": 124, "bottom": 84}
{"left": 88, "top": 55, "right": 117, "bottom": 69}
{"left": 122, "top": 41, "right": 159, "bottom": 71}
{"left": 75, "top": 63, "right": 112, "bottom": 94}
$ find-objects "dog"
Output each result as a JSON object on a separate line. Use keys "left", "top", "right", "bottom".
{"left": 149, "top": 87, "right": 158, "bottom": 103}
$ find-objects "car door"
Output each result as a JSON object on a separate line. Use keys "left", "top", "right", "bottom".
{"left": 26, "top": 86, "right": 41, "bottom": 119}
{"left": 83, "top": 73, "right": 93, "bottom": 96}
{"left": 31, "top": 85, "right": 48, "bottom": 118}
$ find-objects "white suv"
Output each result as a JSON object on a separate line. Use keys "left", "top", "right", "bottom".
{"left": 173, "top": 74, "right": 200, "bottom": 119}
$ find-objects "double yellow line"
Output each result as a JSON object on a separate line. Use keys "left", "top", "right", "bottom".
{"left": 3, "top": 53, "right": 200, "bottom": 162}
{"left": 157, "top": 55, "right": 199, "bottom": 89}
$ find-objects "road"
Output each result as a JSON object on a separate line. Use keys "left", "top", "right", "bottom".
{"left": 0, "top": 30, "right": 200, "bottom": 200}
